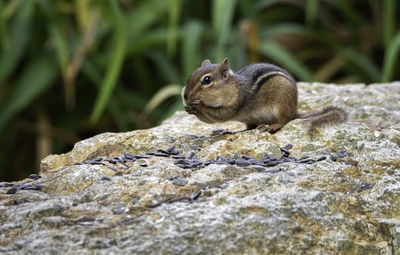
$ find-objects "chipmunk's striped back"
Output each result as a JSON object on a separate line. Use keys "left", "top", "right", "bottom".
{"left": 230, "top": 63, "right": 298, "bottom": 131}
{"left": 237, "top": 63, "right": 296, "bottom": 92}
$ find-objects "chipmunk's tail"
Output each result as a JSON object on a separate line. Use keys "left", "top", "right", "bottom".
{"left": 298, "top": 106, "right": 347, "bottom": 129}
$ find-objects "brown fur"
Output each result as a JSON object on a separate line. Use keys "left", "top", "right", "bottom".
{"left": 299, "top": 106, "right": 347, "bottom": 129}
{"left": 182, "top": 58, "right": 346, "bottom": 133}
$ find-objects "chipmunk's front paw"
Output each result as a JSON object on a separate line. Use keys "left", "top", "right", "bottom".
{"left": 185, "top": 105, "right": 197, "bottom": 114}
{"left": 185, "top": 98, "right": 201, "bottom": 114}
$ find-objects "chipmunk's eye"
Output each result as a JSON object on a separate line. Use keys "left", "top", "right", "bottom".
{"left": 201, "top": 76, "right": 213, "bottom": 85}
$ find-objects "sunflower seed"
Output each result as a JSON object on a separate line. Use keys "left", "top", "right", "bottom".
{"left": 101, "top": 176, "right": 112, "bottom": 181}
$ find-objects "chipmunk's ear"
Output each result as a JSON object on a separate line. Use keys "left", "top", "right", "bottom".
{"left": 218, "top": 58, "right": 230, "bottom": 79}
{"left": 201, "top": 59, "right": 212, "bottom": 67}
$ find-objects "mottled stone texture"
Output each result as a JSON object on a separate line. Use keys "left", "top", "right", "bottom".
{"left": 1, "top": 82, "right": 400, "bottom": 255}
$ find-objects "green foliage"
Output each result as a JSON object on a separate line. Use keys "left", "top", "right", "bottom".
{"left": 90, "top": 0, "right": 126, "bottom": 124}
{"left": 0, "top": 0, "right": 399, "bottom": 180}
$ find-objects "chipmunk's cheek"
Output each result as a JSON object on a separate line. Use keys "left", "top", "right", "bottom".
{"left": 199, "top": 94, "right": 219, "bottom": 108}
{"left": 202, "top": 98, "right": 223, "bottom": 108}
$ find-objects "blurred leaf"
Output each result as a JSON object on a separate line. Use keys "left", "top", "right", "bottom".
{"left": 75, "top": 0, "right": 90, "bottom": 30}
{"left": 90, "top": 1, "right": 126, "bottom": 123}
{"left": 254, "top": 0, "right": 283, "bottom": 10}
{"left": 182, "top": 21, "right": 203, "bottom": 79}
{"left": 83, "top": 60, "right": 131, "bottom": 131}
{"left": 382, "top": 33, "right": 400, "bottom": 82}
{"left": 49, "top": 24, "right": 69, "bottom": 76}
{"left": 305, "top": 0, "right": 319, "bottom": 25}
{"left": 0, "top": 0, "right": 6, "bottom": 47}
{"left": 239, "top": 20, "right": 260, "bottom": 63}
{"left": 160, "top": 98, "right": 184, "bottom": 122}
{"left": 260, "top": 41, "right": 314, "bottom": 81}
{"left": 339, "top": 48, "right": 381, "bottom": 82}
{"left": 148, "top": 51, "right": 180, "bottom": 84}
{"left": 212, "top": 0, "right": 237, "bottom": 61}
{"left": 167, "top": 0, "right": 183, "bottom": 56}
{"left": 128, "top": 28, "right": 170, "bottom": 54}
{"left": 383, "top": 0, "right": 395, "bottom": 48}
{"left": 260, "top": 23, "right": 310, "bottom": 39}
{"left": 314, "top": 55, "right": 345, "bottom": 82}
{"left": 0, "top": 0, "right": 33, "bottom": 88}
{"left": 316, "top": 32, "right": 381, "bottom": 82}
{"left": 331, "top": 0, "right": 366, "bottom": 26}
{"left": 125, "top": 0, "right": 168, "bottom": 46}
{"left": 0, "top": 54, "right": 58, "bottom": 131}
{"left": 144, "top": 84, "right": 182, "bottom": 114}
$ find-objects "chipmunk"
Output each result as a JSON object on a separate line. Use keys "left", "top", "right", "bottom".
{"left": 182, "top": 58, "right": 347, "bottom": 133}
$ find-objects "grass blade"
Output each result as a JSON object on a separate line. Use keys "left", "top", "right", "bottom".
{"left": 144, "top": 84, "right": 182, "bottom": 114}
{"left": 305, "top": 0, "right": 320, "bottom": 25}
{"left": 254, "top": 0, "right": 283, "bottom": 10}
{"left": 183, "top": 21, "right": 203, "bottom": 79}
{"left": 0, "top": 54, "right": 58, "bottom": 131}
{"left": 340, "top": 47, "right": 381, "bottom": 82}
{"left": 212, "top": 0, "right": 237, "bottom": 61}
{"left": 148, "top": 51, "right": 180, "bottom": 84}
{"left": 125, "top": 0, "right": 168, "bottom": 47}
{"left": 167, "top": 0, "right": 183, "bottom": 56}
{"left": 314, "top": 54, "right": 345, "bottom": 82}
{"left": 160, "top": 98, "right": 184, "bottom": 122}
{"left": 0, "top": 0, "right": 33, "bottom": 88}
{"left": 75, "top": 0, "right": 91, "bottom": 30}
{"left": 260, "top": 23, "right": 310, "bottom": 38}
{"left": 90, "top": 1, "right": 126, "bottom": 123}
{"left": 49, "top": 24, "right": 69, "bottom": 77}
{"left": 260, "top": 41, "right": 313, "bottom": 81}
{"left": 316, "top": 31, "right": 381, "bottom": 82}
{"left": 383, "top": 0, "right": 395, "bottom": 48}
{"left": 382, "top": 33, "right": 400, "bottom": 82}
{"left": 128, "top": 28, "right": 170, "bottom": 54}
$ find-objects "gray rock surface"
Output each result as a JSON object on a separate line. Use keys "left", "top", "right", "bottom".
{"left": 1, "top": 82, "right": 400, "bottom": 254}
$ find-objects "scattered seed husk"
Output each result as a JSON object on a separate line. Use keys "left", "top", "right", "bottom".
{"left": 21, "top": 184, "right": 42, "bottom": 191}
{"left": 190, "top": 145, "right": 202, "bottom": 150}
{"left": 66, "top": 144, "right": 346, "bottom": 176}
{"left": 264, "top": 169, "right": 282, "bottom": 174}
{"left": 190, "top": 190, "right": 202, "bottom": 201}
{"left": 135, "top": 155, "right": 149, "bottom": 159}
{"left": 106, "top": 166, "right": 119, "bottom": 172}
{"left": 251, "top": 166, "right": 266, "bottom": 172}
{"left": 124, "top": 153, "right": 135, "bottom": 160}
{"left": 154, "top": 152, "right": 169, "bottom": 157}
{"left": 28, "top": 174, "right": 41, "bottom": 180}
{"left": 101, "top": 176, "right": 112, "bottom": 181}
{"left": 235, "top": 158, "right": 251, "bottom": 167}
{"left": 75, "top": 217, "right": 96, "bottom": 226}
{"left": 166, "top": 146, "right": 176, "bottom": 152}
{"left": 6, "top": 188, "right": 18, "bottom": 194}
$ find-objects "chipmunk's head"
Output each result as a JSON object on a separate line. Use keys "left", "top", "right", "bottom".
{"left": 181, "top": 58, "right": 238, "bottom": 122}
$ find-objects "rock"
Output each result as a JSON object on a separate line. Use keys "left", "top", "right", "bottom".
{"left": 1, "top": 82, "right": 400, "bottom": 254}
{"left": 172, "top": 176, "right": 188, "bottom": 186}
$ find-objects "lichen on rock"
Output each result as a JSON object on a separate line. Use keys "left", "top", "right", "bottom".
{"left": 1, "top": 82, "right": 400, "bottom": 254}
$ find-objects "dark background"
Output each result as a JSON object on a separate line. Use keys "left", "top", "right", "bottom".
{"left": 0, "top": 0, "right": 399, "bottom": 181}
